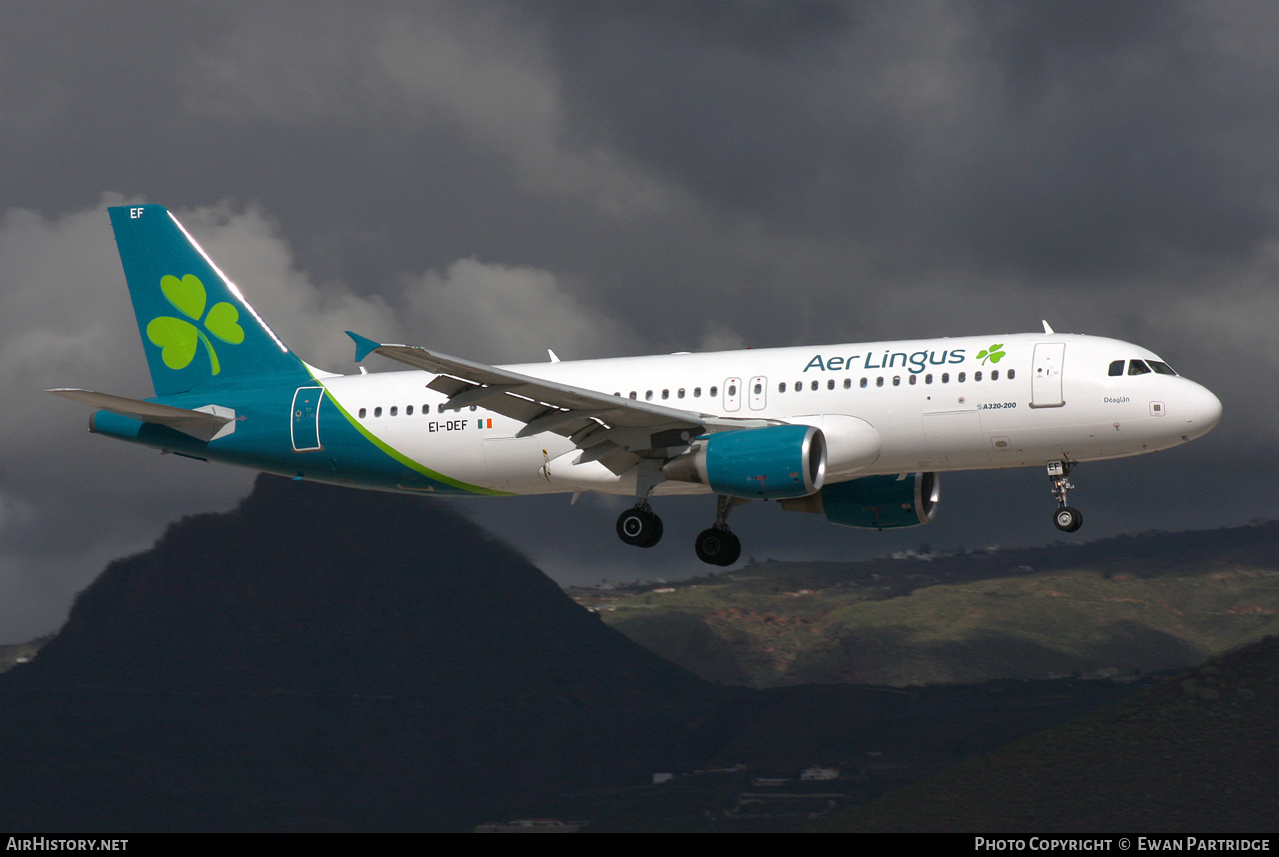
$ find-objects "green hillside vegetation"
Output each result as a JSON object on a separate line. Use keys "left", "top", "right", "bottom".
{"left": 572, "top": 524, "right": 1279, "bottom": 687}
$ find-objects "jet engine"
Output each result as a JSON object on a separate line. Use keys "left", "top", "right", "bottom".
{"left": 663, "top": 424, "right": 826, "bottom": 499}
{"left": 780, "top": 472, "right": 938, "bottom": 528}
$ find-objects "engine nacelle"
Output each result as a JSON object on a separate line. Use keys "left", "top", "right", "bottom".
{"left": 663, "top": 424, "right": 827, "bottom": 499}
{"left": 780, "top": 472, "right": 939, "bottom": 528}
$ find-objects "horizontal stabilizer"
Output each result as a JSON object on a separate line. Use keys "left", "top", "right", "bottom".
{"left": 46, "top": 389, "right": 237, "bottom": 442}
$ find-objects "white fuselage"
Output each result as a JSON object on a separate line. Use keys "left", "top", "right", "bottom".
{"left": 319, "top": 331, "right": 1222, "bottom": 497}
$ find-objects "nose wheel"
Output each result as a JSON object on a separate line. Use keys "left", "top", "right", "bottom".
{"left": 1047, "top": 460, "right": 1083, "bottom": 532}
{"left": 1054, "top": 505, "right": 1083, "bottom": 532}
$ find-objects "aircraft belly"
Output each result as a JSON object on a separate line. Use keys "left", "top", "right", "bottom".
{"left": 482, "top": 435, "right": 572, "bottom": 494}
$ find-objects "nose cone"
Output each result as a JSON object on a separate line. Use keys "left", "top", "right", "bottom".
{"left": 1179, "top": 381, "right": 1222, "bottom": 440}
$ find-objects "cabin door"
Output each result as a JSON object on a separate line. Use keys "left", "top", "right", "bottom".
{"left": 291, "top": 386, "right": 324, "bottom": 451}
{"left": 1031, "top": 343, "right": 1066, "bottom": 408}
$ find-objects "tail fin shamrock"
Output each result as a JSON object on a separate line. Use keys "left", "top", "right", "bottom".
{"left": 108, "top": 204, "right": 310, "bottom": 397}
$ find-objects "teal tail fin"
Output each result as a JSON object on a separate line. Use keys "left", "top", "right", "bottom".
{"left": 109, "top": 204, "right": 310, "bottom": 396}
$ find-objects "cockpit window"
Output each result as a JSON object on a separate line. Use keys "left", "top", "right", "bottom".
{"left": 1128, "top": 360, "right": 1151, "bottom": 375}
{"left": 1148, "top": 360, "right": 1177, "bottom": 376}
{"left": 1108, "top": 360, "right": 1124, "bottom": 377}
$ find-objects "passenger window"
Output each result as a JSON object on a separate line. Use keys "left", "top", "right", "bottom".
{"left": 754, "top": 383, "right": 763, "bottom": 394}
{"left": 860, "top": 378, "right": 868, "bottom": 388}
{"left": 908, "top": 375, "right": 917, "bottom": 385}
{"left": 710, "top": 386, "right": 718, "bottom": 396}
{"left": 991, "top": 371, "right": 999, "bottom": 381}
{"left": 678, "top": 388, "right": 686, "bottom": 398}
{"left": 876, "top": 377, "right": 884, "bottom": 387}
{"left": 629, "top": 391, "right": 637, "bottom": 399}
{"left": 941, "top": 373, "right": 949, "bottom": 383}
{"left": 925, "top": 374, "right": 933, "bottom": 384}
{"left": 844, "top": 378, "right": 851, "bottom": 389}
{"left": 374, "top": 406, "right": 382, "bottom": 417}
{"left": 358, "top": 407, "right": 367, "bottom": 419}
{"left": 694, "top": 387, "right": 702, "bottom": 397}
{"left": 1128, "top": 360, "right": 1151, "bottom": 375}
{"left": 728, "top": 384, "right": 737, "bottom": 396}
{"left": 892, "top": 376, "right": 901, "bottom": 386}
{"left": 958, "top": 372, "right": 966, "bottom": 382}
{"left": 811, "top": 380, "right": 819, "bottom": 391}
{"left": 662, "top": 389, "right": 669, "bottom": 399}
{"left": 827, "top": 380, "right": 834, "bottom": 390}
{"left": 1007, "top": 369, "right": 1015, "bottom": 380}
{"left": 406, "top": 405, "right": 413, "bottom": 415}
{"left": 646, "top": 390, "right": 654, "bottom": 400}
{"left": 1108, "top": 360, "right": 1125, "bottom": 377}
{"left": 975, "top": 371, "right": 982, "bottom": 382}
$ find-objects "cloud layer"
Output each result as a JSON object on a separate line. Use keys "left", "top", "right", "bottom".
{"left": 2, "top": 1, "right": 1276, "bottom": 639}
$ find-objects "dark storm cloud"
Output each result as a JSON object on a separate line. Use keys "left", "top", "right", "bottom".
{"left": 1, "top": 1, "right": 1275, "bottom": 639}
{"left": 530, "top": 1, "right": 1278, "bottom": 285}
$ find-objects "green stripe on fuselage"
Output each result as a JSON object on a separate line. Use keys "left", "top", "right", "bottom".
{"left": 316, "top": 380, "right": 509, "bottom": 497}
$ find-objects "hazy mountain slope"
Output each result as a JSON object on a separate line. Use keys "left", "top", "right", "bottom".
{"left": 821, "top": 634, "right": 1279, "bottom": 832}
{"left": 0, "top": 475, "right": 729, "bottom": 831}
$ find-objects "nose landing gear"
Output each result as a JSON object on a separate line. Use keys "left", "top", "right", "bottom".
{"left": 1048, "top": 460, "right": 1083, "bottom": 532}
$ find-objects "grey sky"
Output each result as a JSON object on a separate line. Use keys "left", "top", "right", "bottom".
{"left": 2, "top": 1, "right": 1275, "bottom": 641}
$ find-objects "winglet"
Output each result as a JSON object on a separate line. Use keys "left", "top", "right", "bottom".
{"left": 1042, "top": 320, "right": 1055, "bottom": 334}
{"left": 346, "top": 331, "right": 383, "bottom": 363}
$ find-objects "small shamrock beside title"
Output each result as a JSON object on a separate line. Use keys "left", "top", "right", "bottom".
{"left": 976, "top": 343, "right": 1006, "bottom": 365}
{"left": 146, "top": 274, "right": 244, "bottom": 374}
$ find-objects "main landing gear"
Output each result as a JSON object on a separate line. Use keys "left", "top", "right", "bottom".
{"left": 614, "top": 493, "right": 747, "bottom": 566}
{"left": 1048, "top": 459, "right": 1083, "bottom": 533}
{"left": 616, "top": 504, "right": 663, "bottom": 548}
{"left": 695, "top": 495, "right": 746, "bottom": 567}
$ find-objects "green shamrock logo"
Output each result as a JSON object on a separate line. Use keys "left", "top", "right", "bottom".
{"left": 976, "top": 343, "right": 1006, "bottom": 365}
{"left": 146, "top": 274, "right": 245, "bottom": 375}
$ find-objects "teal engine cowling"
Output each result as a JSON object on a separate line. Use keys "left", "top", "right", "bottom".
{"left": 780, "top": 472, "right": 938, "bottom": 528}
{"left": 662, "top": 424, "right": 827, "bottom": 499}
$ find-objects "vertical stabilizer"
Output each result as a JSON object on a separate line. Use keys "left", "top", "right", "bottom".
{"left": 109, "top": 204, "right": 309, "bottom": 396}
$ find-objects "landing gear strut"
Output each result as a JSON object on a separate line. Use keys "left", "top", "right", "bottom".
{"left": 695, "top": 495, "right": 746, "bottom": 566}
{"left": 1048, "top": 460, "right": 1083, "bottom": 533}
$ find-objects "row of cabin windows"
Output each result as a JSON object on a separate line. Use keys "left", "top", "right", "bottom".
{"left": 360, "top": 366, "right": 1027, "bottom": 419}
{"left": 357, "top": 403, "right": 479, "bottom": 419}
{"left": 618, "top": 386, "right": 719, "bottom": 401}
{"left": 1108, "top": 359, "right": 1177, "bottom": 377}
{"left": 790, "top": 369, "right": 1013, "bottom": 391}
{"left": 613, "top": 369, "right": 1015, "bottom": 401}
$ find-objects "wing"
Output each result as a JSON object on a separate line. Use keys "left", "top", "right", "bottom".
{"left": 346, "top": 332, "right": 772, "bottom": 474}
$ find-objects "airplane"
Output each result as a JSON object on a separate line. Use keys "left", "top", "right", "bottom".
{"left": 49, "top": 204, "right": 1223, "bottom": 566}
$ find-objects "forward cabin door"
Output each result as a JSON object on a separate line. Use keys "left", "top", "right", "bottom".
{"left": 1031, "top": 342, "right": 1066, "bottom": 408}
